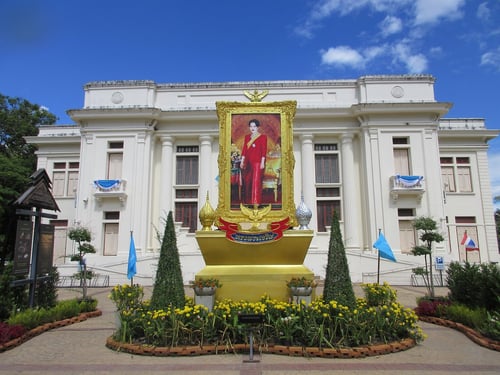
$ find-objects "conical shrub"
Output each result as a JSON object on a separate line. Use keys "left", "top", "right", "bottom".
{"left": 151, "top": 211, "right": 185, "bottom": 309}
{"left": 322, "top": 210, "right": 356, "bottom": 307}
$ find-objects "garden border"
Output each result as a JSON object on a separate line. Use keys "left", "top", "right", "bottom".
{"left": 105, "top": 336, "right": 416, "bottom": 358}
{"left": 0, "top": 310, "right": 102, "bottom": 353}
{"left": 418, "top": 316, "right": 500, "bottom": 352}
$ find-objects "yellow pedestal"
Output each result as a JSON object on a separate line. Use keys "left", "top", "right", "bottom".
{"left": 195, "top": 230, "right": 315, "bottom": 302}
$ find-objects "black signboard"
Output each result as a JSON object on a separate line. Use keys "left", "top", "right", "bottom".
{"left": 37, "top": 224, "right": 55, "bottom": 275}
{"left": 13, "top": 220, "right": 33, "bottom": 276}
{"left": 238, "top": 314, "right": 265, "bottom": 324}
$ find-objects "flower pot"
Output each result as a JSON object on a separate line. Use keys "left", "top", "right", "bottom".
{"left": 195, "top": 294, "right": 215, "bottom": 311}
{"left": 114, "top": 311, "right": 121, "bottom": 330}
{"left": 194, "top": 286, "right": 217, "bottom": 296}
{"left": 290, "top": 286, "right": 312, "bottom": 296}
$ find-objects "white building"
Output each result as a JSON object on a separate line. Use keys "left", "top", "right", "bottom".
{"left": 26, "top": 75, "right": 499, "bottom": 286}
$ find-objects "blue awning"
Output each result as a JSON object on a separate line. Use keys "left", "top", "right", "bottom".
{"left": 94, "top": 179, "right": 121, "bottom": 190}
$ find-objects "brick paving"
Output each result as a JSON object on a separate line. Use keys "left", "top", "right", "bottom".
{"left": 0, "top": 286, "right": 499, "bottom": 375}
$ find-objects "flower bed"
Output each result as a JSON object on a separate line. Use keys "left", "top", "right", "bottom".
{"left": 111, "top": 290, "right": 424, "bottom": 354}
{"left": 105, "top": 335, "right": 416, "bottom": 358}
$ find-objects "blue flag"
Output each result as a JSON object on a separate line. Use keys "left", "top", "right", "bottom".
{"left": 127, "top": 232, "right": 137, "bottom": 279}
{"left": 373, "top": 232, "right": 396, "bottom": 262}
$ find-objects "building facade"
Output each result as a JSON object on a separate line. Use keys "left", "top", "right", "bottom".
{"left": 26, "top": 75, "right": 500, "bottom": 286}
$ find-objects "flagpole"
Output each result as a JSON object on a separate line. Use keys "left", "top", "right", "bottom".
{"left": 463, "top": 231, "right": 468, "bottom": 263}
{"left": 130, "top": 231, "right": 134, "bottom": 286}
{"left": 377, "top": 228, "right": 381, "bottom": 284}
{"left": 127, "top": 230, "right": 136, "bottom": 287}
{"left": 373, "top": 230, "right": 396, "bottom": 283}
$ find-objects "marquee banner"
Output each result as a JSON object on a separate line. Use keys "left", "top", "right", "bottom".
{"left": 218, "top": 217, "right": 289, "bottom": 244}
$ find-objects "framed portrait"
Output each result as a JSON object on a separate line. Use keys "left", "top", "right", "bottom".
{"left": 215, "top": 100, "right": 297, "bottom": 227}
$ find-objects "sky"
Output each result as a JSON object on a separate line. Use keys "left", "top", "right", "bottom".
{"left": 1, "top": 0, "right": 499, "bottom": 206}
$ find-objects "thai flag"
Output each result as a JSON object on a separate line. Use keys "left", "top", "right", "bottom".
{"left": 461, "top": 232, "right": 477, "bottom": 250}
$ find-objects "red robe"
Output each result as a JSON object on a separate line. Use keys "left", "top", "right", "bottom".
{"left": 241, "top": 133, "right": 267, "bottom": 205}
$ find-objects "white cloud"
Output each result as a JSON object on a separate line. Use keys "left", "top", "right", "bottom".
{"left": 310, "top": 0, "right": 367, "bottom": 20}
{"left": 406, "top": 54, "right": 428, "bottom": 73}
{"left": 296, "top": 0, "right": 411, "bottom": 38}
{"left": 320, "top": 42, "right": 429, "bottom": 73}
{"left": 413, "top": 0, "right": 465, "bottom": 25}
{"left": 297, "top": 0, "right": 465, "bottom": 39}
{"left": 320, "top": 44, "right": 390, "bottom": 70}
{"left": 321, "top": 46, "right": 365, "bottom": 68}
{"left": 379, "top": 15, "right": 403, "bottom": 37}
{"left": 311, "top": 0, "right": 412, "bottom": 18}
{"left": 392, "top": 41, "right": 428, "bottom": 73}
{"left": 298, "top": 0, "right": 468, "bottom": 73}
{"left": 364, "top": 45, "right": 387, "bottom": 60}
{"left": 481, "top": 47, "right": 500, "bottom": 70}
{"left": 429, "top": 46, "right": 443, "bottom": 57}
{"left": 476, "top": 2, "right": 490, "bottom": 22}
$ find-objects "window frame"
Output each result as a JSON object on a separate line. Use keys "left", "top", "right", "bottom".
{"left": 440, "top": 156, "right": 473, "bottom": 193}
{"left": 174, "top": 145, "right": 200, "bottom": 233}
{"left": 392, "top": 137, "right": 411, "bottom": 176}
{"left": 398, "top": 208, "right": 416, "bottom": 254}
{"left": 314, "top": 143, "right": 342, "bottom": 232}
{"left": 51, "top": 161, "right": 79, "bottom": 197}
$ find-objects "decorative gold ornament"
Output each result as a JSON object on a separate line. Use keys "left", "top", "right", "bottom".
{"left": 199, "top": 191, "right": 215, "bottom": 231}
{"left": 244, "top": 90, "right": 269, "bottom": 102}
{"left": 240, "top": 203, "right": 272, "bottom": 232}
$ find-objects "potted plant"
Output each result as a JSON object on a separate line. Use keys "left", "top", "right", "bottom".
{"left": 191, "top": 278, "right": 222, "bottom": 296}
{"left": 286, "top": 276, "right": 317, "bottom": 296}
{"left": 191, "top": 278, "right": 221, "bottom": 311}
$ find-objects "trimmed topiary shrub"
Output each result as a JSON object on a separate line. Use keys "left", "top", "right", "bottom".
{"left": 322, "top": 210, "right": 356, "bottom": 308}
{"left": 150, "top": 211, "right": 185, "bottom": 310}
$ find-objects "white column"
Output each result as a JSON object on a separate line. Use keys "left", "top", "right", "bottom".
{"left": 132, "top": 132, "right": 148, "bottom": 254}
{"left": 300, "top": 134, "right": 315, "bottom": 222}
{"left": 341, "top": 133, "right": 360, "bottom": 249}
{"left": 199, "top": 135, "right": 213, "bottom": 207}
{"left": 160, "top": 136, "right": 174, "bottom": 219}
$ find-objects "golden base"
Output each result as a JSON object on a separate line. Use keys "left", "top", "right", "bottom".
{"left": 195, "top": 265, "right": 314, "bottom": 302}
{"left": 195, "top": 229, "right": 314, "bottom": 265}
{"left": 195, "top": 229, "right": 315, "bottom": 302}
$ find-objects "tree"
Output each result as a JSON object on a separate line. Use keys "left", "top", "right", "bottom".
{"left": 411, "top": 217, "right": 444, "bottom": 298}
{"left": 68, "top": 227, "right": 96, "bottom": 300}
{"left": 151, "top": 211, "right": 185, "bottom": 310}
{"left": 322, "top": 210, "right": 356, "bottom": 307}
{"left": 0, "top": 94, "right": 56, "bottom": 269}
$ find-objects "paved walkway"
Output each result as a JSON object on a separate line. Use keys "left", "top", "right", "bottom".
{"left": 1, "top": 286, "right": 499, "bottom": 374}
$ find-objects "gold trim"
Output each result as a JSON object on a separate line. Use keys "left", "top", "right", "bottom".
{"left": 215, "top": 100, "right": 297, "bottom": 227}
{"left": 244, "top": 90, "right": 269, "bottom": 102}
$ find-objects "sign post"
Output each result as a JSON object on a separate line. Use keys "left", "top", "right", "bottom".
{"left": 238, "top": 314, "right": 264, "bottom": 363}
{"left": 435, "top": 256, "right": 444, "bottom": 286}
{"left": 12, "top": 169, "right": 59, "bottom": 307}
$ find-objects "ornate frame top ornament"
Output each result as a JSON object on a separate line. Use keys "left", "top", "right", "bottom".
{"left": 244, "top": 90, "right": 269, "bottom": 102}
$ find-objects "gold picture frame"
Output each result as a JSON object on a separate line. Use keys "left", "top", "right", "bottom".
{"left": 215, "top": 100, "right": 297, "bottom": 227}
